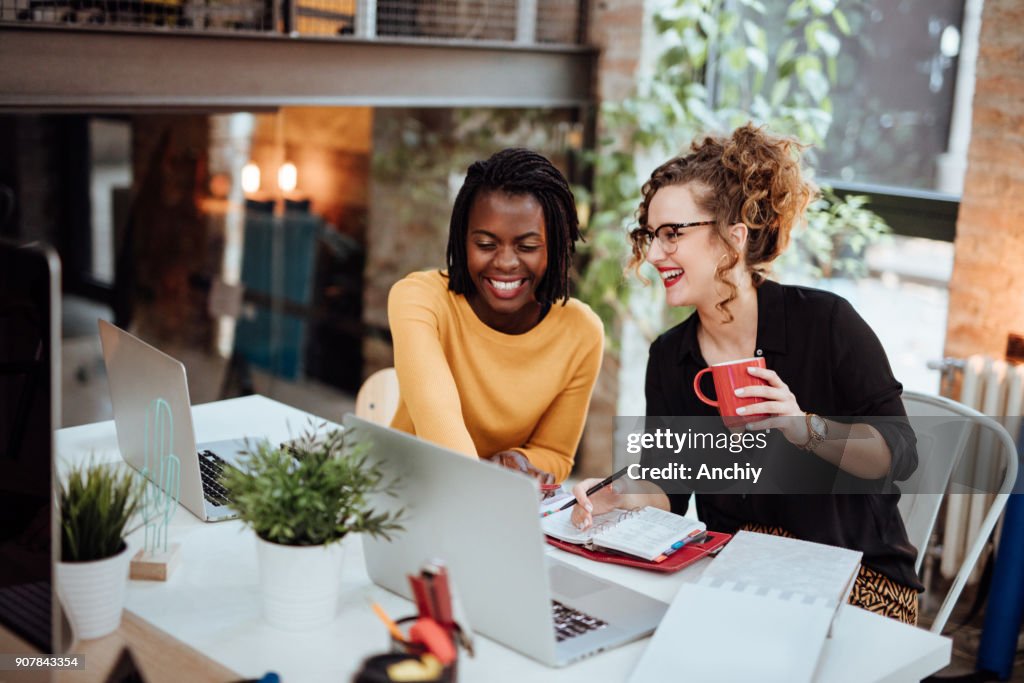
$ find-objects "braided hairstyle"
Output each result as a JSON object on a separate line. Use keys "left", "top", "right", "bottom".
{"left": 446, "top": 148, "right": 582, "bottom": 306}
{"left": 630, "top": 123, "right": 817, "bottom": 321}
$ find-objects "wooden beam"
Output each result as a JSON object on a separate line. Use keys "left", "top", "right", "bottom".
{"left": 0, "top": 27, "right": 596, "bottom": 111}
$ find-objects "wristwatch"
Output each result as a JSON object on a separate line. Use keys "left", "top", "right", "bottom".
{"left": 801, "top": 413, "right": 828, "bottom": 451}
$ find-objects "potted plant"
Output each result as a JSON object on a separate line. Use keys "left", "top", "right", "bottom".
{"left": 221, "top": 424, "right": 403, "bottom": 631}
{"left": 56, "top": 462, "right": 141, "bottom": 640}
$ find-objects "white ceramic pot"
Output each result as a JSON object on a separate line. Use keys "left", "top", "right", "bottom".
{"left": 256, "top": 535, "right": 346, "bottom": 631}
{"left": 56, "top": 544, "right": 131, "bottom": 640}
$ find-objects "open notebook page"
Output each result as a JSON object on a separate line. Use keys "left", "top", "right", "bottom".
{"left": 540, "top": 507, "right": 627, "bottom": 545}
{"left": 542, "top": 506, "right": 706, "bottom": 561}
{"left": 595, "top": 507, "right": 705, "bottom": 561}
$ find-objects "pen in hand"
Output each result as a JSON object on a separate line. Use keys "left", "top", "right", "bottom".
{"left": 551, "top": 466, "right": 630, "bottom": 514}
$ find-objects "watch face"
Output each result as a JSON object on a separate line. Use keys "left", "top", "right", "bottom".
{"left": 811, "top": 415, "right": 827, "bottom": 437}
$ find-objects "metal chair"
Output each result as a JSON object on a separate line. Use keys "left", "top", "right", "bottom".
{"left": 898, "top": 391, "right": 1019, "bottom": 633}
{"left": 354, "top": 367, "right": 400, "bottom": 426}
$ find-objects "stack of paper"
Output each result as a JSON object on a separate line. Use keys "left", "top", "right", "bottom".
{"left": 700, "top": 530, "right": 862, "bottom": 610}
{"left": 629, "top": 531, "right": 862, "bottom": 683}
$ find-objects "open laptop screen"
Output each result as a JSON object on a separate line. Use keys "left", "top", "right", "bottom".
{"left": 0, "top": 239, "right": 63, "bottom": 653}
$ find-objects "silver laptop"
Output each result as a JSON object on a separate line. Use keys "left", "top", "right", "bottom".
{"left": 345, "top": 414, "right": 668, "bottom": 667}
{"left": 98, "top": 320, "right": 248, "bottom": 522}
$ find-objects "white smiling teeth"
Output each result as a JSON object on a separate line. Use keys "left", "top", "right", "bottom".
{"left": 660, "top": 270, "right": 683, "bottom": 280}
{"left": 489, "top": 279, "right": 525, "bottom": 291}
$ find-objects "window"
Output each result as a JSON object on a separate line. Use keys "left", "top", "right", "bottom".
{"left": 817, "top": 0, "right": 968, "bottom": 193}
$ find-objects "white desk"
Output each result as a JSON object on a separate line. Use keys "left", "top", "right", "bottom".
{"left": 57, "top": 395, "right": 951, "bottom": 683}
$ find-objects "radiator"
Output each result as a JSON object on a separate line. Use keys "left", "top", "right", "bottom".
{"left": 939, "top": 355, "right": 1024, "bottom": 580}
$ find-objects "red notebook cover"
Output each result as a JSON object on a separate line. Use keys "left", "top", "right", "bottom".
{"left": 546, "top": 530, "right": 732, "bottom": 573}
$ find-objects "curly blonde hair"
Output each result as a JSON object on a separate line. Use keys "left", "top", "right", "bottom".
{"left": 629, "top": 123, "right": 817, "bottom": 321}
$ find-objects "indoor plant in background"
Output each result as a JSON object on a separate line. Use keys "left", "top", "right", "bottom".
{"left": 569, "top": 0, "right": 890, "bottom": 476}
{"left": 57, "top": 461, "right": 141, "bottom": 639}
{"left": 221, "top": 423, "right": 403, "bottom": 631}
{"left": 577, "top": 0, "right": 892, "bottom": 337}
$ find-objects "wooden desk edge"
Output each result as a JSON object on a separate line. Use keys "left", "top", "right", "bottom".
{"left": 0, "top": 611, "right": 240, "bottom": 683}
{"left": 65, "top": 611, "right": 241, "bottom": 683}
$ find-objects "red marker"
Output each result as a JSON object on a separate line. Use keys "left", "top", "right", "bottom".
{"left": 408, "top": 575, "right": 432, "bottom": 618}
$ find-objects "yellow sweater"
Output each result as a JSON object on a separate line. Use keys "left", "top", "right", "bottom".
{"left": 388, "top": 270, "right": 604, "bottom": 482}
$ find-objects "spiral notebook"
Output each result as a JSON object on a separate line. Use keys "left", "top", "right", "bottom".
{"left": 541, "top": 506, "right": 707, "bottom": 562}
{"left": 629, "top": 531, "right": 863, "bottom": 683}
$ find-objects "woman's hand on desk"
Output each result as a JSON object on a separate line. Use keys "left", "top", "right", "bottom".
{"left": 485, "top": 450, "right": 556, "bottom": 485}
{"left": 570, "top": 479, "right": 671, "bottom": 530}
{"left": 569, "top": 478, "right": 624, "bottom": 530}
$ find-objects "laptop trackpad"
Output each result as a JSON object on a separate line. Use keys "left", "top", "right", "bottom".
{"left": 549, "top": 563, "right": 610, "bottom": 599}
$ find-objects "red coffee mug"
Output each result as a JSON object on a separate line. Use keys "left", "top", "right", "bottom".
{"left": 693, "top": 357, "right": 769, "bottom": 428}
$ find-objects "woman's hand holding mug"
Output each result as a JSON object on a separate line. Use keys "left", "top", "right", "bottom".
{"left": 738, "top": 366, "right": 811, "bottom": 446}
{"left": 693, "top": 357, "right": 770, "bottom": 428}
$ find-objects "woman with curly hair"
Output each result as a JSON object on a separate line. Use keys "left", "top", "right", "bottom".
{"left": 571, "top": 124, "right": 922, "bottom": 624}
{"left": 388, "top": 148, "right": 603, "bottom": 484}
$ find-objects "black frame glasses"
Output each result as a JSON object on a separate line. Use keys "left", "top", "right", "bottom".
{"left": 631, "top": 220, "right": 716, "bottom": 253}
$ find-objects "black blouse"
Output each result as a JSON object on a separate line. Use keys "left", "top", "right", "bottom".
{"left": 645, "top": 278, "right": 923, "bottom": 591}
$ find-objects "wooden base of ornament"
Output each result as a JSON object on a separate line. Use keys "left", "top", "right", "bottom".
{"left": 130, "top": 544, "right": 182, "bottom": 581}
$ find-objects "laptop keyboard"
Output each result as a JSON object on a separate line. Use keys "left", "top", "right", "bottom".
{"left": 199, "top": 450, "right": 233, "bottom": 507}
{"left": 551, "top": 600, "right": 608, "bottom": 642}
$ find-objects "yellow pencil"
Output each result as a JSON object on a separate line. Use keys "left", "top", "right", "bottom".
{"left": 371, "top": 601, "right": 407, "bottom": 642}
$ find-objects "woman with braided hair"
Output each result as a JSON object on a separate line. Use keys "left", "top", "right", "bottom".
{"left": 572, "top": 124, "right": 923, "bottom": 624}
{"left": 388, "top": 148, "right": 603, "bottom": 484}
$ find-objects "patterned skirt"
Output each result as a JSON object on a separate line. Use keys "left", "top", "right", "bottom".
{"left": 739, "top": 523, "right": 919, "bottom": 626}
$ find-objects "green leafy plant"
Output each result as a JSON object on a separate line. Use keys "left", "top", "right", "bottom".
{"left": 60, "top": 462, "right": 141, "bottom": 562}
{"left": 780, "top": 186, "right": 891, "bottom": 280}
{"left": 576, "top": 0, "right": 890, "bottom": 341}
{"left": 221, "top": 424, "right": 404, "bottom": 547}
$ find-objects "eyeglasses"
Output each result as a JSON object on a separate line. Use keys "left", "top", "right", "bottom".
{"left": 630, "top": 221, "right": 715, "bottom": 254}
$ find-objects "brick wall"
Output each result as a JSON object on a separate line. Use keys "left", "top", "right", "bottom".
{"left": 944, "top": 0, "right": 1024, "bottom": 361}
{"left": 588, "top": 0, "right": 646, "bottom": 102}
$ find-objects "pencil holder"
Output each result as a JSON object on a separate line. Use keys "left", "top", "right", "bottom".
{"left": 352, "top": 653, "right": 441, "bottom": 683}
{"left": 387, "top": 615, "right": 458, "bottom": 683}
